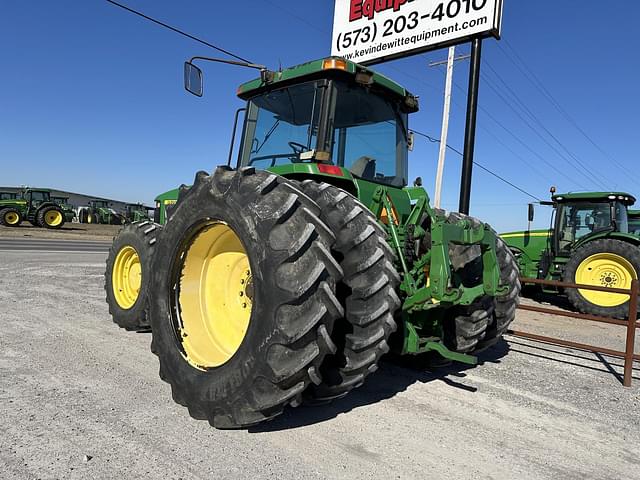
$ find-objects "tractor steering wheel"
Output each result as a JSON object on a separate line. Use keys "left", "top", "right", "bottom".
{"left": 288, "top": 141, "right": 307, "bottom": 157}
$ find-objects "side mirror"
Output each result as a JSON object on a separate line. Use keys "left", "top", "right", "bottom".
{"left": 528, "top": 203, "right": 535, "bottom": 222}
{"left": 408, "top": 131, "right": 415, "bottom": 152}
{"left": 184, "top": 62, "right": 203, "bottom": 97}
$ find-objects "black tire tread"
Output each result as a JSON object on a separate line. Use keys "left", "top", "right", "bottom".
{"left": 37, "top": 205, "right": 65, "bottom": 230}
{"left": 564, "top": 238, "right": 640, "bottom": 319}
{"left": 0, "top": 207, "right": 22, "bottom": 227}
{"left": 104, "top": 221, "right": 161, "bottom": 331}
{"left": 298, "top": 180, "right": 400, "bottom": 402}
{"left": 148, "top": 167, "right": 343, "bottom": 428}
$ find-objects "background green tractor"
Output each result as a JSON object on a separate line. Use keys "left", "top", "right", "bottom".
{"left": 123, "top": 203, "right": 151, "bottom": 224}
{"left": 82, "top": 200, "right": 124, "bottom": 225}
{"left": 51, "top": 196, "right": 77, "bottom": 223}
{"left": 502, "top": 191, "right": 639, "bottom": 318}
{"left": 105, "top": 56, "right": 520, "bottom": 428}
{"left": 0, "top": 188, "right": 66, "bottom": 229}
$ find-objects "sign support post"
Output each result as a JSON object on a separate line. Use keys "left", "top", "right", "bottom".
{"left": 459, "top": 37, "right": 482, "bottom": 215}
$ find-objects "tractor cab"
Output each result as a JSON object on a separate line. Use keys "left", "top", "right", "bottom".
{"left": 550, "top": 192, "right": 635, "bottom": 255}
{"left": 0, "top": 192, "right": 16, "bottom": 201}
{"left": 22, "top": 188, "right": 52, "bottom": 207}
{"left": 185, "top": 57, "right": 419, "bottom": 212}
{"left": 90, "top": 200, "right": 111, "bottom": 209}
{"left": 235, "top": 58, "right": 416, "bottom": 191}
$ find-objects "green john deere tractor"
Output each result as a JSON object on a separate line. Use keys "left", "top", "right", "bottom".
{"left": 0, "top": 188, "right": 66, "bottom": 229}
{"left": 82, "top": 200, "right": 124, "bottom": 225}
{"left": 502, "top": 190, "right": 639, "bottom": 318}
{"left": 123, "top": 203, "right": 151, "bottom": 224}
{"left": 105, "top": 56, "right": 520, "bottom": 428}
{"left": 51, "top": 196, "right": 77, "bottom": 223}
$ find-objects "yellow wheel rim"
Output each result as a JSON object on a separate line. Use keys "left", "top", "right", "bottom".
{"left": 177, "top": 222, "right": 252, "bottom": 370}
{"left": 576, "top": 253, "right": 637, "bottom": 307}
{"left": 45, "top": 210, "right": 63, "bottom": 226}
{"left": 87, "top": 214, "right": 93, "bottom": 224}
{"left": 112, "top": 246, "right": 142, "bottom": 309}
{"left": 5, "top": 212, "right": 19, "bottom": 225}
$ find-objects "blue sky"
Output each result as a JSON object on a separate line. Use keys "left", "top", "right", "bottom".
{"left": 1, "top": 1, "right": 638, "bottom": 232}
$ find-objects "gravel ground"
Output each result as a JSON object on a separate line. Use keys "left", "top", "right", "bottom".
{"left": 0, "top": 224, "right": 121, "bottom": 241}
{"left": 1, "top": 251, "right": 638, "bottom": 479}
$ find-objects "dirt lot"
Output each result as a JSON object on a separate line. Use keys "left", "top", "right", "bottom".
{"left": 0, "top": 249, "right": 638, "bottom": 479}
{"left": 0, "top": 223, "right": 122, "bottom": 242}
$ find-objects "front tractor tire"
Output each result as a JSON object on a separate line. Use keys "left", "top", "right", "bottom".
{"left": 298, "top": 181, "right": 400, "bottom": 402}
{"left": 37, "top": 205, "right": 65, "bottom": 229}
{"left": 564, "top": 239, "right": 640, "bottom": 319}
{"left": 148, "top": 167, "right": 344, "bottom": 428}
{"left": 105, "top": 221, "right": 161, "bottom": 331}
{"left": 0, "top": 208, "right": 23, "bottom": 227}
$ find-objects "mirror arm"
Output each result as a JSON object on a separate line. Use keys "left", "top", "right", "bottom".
{"left": 188, "top": 56, "right": 273, "bottom": 82}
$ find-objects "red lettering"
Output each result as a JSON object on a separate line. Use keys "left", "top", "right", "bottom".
{"left": 349, "top": 0, "right": 362, "bottom": 21}
{"left": 362, "top": 0, "right": 374, "bottom": 20}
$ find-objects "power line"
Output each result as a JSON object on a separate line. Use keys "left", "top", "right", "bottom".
{"left": 499, "top": 40, "right": 635, "bottom": 180}
{"left": 440, "top": 69, "right": 590, "bottom": 191}
{"left": 478, "top": 66, "right": 610, "bottom": 190}
{"left": 411, "top": 130, "right": 543, "bottom": 202}
{"left": 104, "top": 0, "right": 253, "bottom": 64}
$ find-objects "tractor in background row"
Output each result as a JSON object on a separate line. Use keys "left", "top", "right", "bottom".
{"left": 502, "top": 190, "right": 639, "bottom": 318}
{"left": 79, "top": 200, "right": 125, "bottom": 225}
{"left": 104, "top": 56, "right": 520, "bottom": 429}
{"left": 123, "top": 203, "right": 151, "bottom": 223}
{"left": 0, "top": 188, "right": 66, "bottom": 229}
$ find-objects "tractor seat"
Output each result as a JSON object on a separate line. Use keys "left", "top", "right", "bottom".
{"left": 349, "top": 156, "right": 376, "bottom": 179}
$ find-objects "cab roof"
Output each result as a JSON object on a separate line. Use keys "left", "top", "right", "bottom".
{"left": 236, "top": 57, "right": 417, "bottom": 109}
{"left": 552, "top": 191, "right": 635, "bottom": 206}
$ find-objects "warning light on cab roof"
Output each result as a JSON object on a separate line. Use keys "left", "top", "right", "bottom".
{"left": 322, "top": 58, "right": 348, "bottom": 71}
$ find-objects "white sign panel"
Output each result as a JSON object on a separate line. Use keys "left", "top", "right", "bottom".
{"left": 331, "top": 0, "right": 503, "bottom": 65}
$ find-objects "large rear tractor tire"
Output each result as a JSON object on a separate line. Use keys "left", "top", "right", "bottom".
{"left": 442, "top": 213, "right": 519, "bottom": 353}
{"left": 105, "top": 221, "right": 161, "bottom": 331}
{"left": 148, "top": 167, "right": 344, "bottom": 428}
{"left": 477, "top": 237, "right": 520, "bottom": 350}
{"left": 564, "top": 239, "right": 640, "bottom": 319}
{"left": 37, "top": 205, "right": 65, "bottom": 229}
{"left": 298, "top": 181, "right": 400, "bottom": 403}
{"left": 0, "top": 208, "right": 23, "bottom": 227}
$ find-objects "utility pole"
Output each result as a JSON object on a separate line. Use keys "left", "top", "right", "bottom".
{"left": 459, "top": 38, "right": 483, "bottom": 215}
{"left": 429, "top": 47, "right": 470, "bottom": 209}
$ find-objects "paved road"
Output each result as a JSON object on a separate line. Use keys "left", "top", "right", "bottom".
{"left": 1, "top": 251, "right": 639, "bottom": 479}
{"left": 0, "top": 237, "right": 110, "bottom": 253}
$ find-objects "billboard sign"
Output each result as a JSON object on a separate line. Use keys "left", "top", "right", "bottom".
{"left": 331, "top": 0, "right": 503, "bottom": 65}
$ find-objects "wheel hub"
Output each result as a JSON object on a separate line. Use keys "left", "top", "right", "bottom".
{"left": 112, "top": 246, "right": 142, "bottom": 309}
{"left": 576, "top": 253, "right": 636, "bottom": 307}
{"left": 5, "top": 212, "right": 19, "bottom": 225}
{"left": 176, "top": 222, "right": 252, "bottom": 370}
{"left": 45, "top": 210, "right": 63, "bottom": 227}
